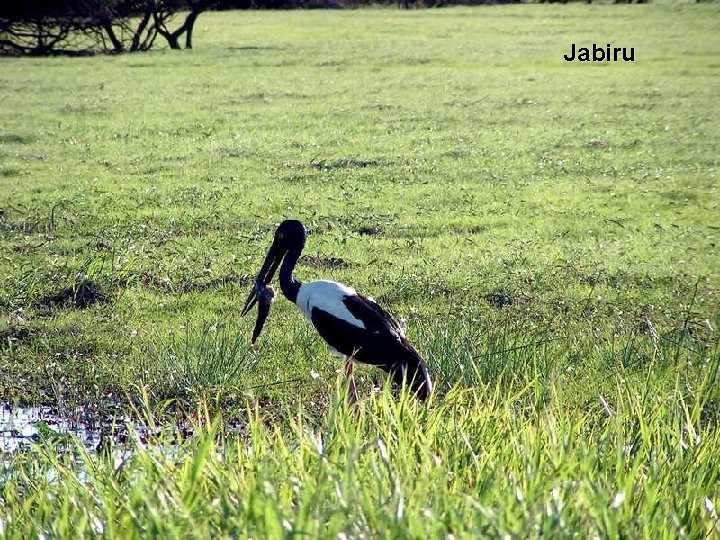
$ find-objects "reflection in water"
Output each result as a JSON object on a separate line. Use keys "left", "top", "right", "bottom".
{"left": 1, "top": 402, "right": 206, "bottom": 455}
{"left": 1, "top": 404, "right": 121, "bottom": 453}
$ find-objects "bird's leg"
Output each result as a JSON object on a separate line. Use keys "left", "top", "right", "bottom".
{"left": 345, "top": 360, "right": 358, "bottom": 405}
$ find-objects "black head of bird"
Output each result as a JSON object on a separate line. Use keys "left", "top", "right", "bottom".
{"left": 241, "top": 220, "right": 306, "bottom": 343}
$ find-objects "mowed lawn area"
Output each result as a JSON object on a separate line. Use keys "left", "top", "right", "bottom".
{"left": 1, "top": 4, "right": 719, "bottom": 537}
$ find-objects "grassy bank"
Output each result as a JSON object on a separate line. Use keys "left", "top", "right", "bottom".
{"left": 2, "top": 360, "right": 719, "bottom": 537}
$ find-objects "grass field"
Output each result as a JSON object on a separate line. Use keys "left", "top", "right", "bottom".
{"left": 1, "top": 4, "right": 719, "bottom": 536}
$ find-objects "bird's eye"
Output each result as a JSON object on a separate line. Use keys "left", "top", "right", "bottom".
{"left": 278, "top": 233, "right": 284, "bottom": 239}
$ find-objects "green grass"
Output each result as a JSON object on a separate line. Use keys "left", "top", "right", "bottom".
{"left": 1, "top": 4, "right": 719, "bottom": 536}
{"left": 2, "top": 365, "right": 719, "bottom": 537}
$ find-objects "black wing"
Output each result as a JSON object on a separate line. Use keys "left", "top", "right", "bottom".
{"left": 310, "top": 294, "right": 431, "bottom": 400}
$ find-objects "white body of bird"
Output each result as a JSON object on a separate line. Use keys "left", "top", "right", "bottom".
{"left": 296, "top": 280, "right": 366, "bottom": 330}
{"left": 296, "top": 280, "right": 372, "bottom": 357}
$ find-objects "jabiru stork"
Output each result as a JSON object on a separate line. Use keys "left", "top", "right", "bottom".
{"left": 241, "top": 220, "right": 432, "bottom": 402}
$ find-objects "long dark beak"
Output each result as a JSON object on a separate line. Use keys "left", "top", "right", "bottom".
{"left": 251, "top": 286, "right": 275, "bottom": 344}
{"left": 240, "top": 289, "right": 259, "bottom": 318}
{"left": 241, "top": 242, "right": 282, "bottom": 317}
{"left": 241, "top": 239, "right": 284, "bottom": 343}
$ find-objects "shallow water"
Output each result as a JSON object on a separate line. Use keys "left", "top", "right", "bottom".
{"left": 0, "top": 402, "right": 210, "bottom": 456}
{"left": 0, "top": 403, "right": 117, "bottom": 453}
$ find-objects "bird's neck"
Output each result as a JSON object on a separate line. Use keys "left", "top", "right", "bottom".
{"left": 279, "top": 247, "right": 302, "bottom": 303}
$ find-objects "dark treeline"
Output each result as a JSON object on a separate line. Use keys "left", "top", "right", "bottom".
{"left": 1, "top": 0, "right": 651, "bottom": 56}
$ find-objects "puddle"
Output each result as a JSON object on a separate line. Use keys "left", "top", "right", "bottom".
{"left": 0, "top": 403, "right": 238, "bottom": 455}
{"left": 0, "top": 404, "right": 121, "bottom": 453}
{"left": 1, "top": 404, "right": 176, "bottom": 482}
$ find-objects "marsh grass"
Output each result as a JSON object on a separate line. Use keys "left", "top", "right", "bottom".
{"left": 1, "top": 351, "right": 718, "bottom": 538}
{"left": 417, "top": 310, "right": 565, "bottom": 391}
{"left": 142, "top": 322, "right": 261, "bottom": 399}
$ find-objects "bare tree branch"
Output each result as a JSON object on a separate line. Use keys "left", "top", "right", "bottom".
{"left": 0, "top": 0, "right": 216, "bottom": 56}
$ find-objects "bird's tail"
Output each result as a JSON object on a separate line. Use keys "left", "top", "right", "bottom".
{"left": 390, "top": 342, "right": 433, "bottom": 401}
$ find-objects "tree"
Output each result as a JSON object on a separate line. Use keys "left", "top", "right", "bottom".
{"left": 153, "top": 0, "right": 215, "bottom": 49}
{"left": 0, "top": 1, "right": 98, "bottom": 56}
{"left": 0, "top": 0, "right": 215, "bottom": 56}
